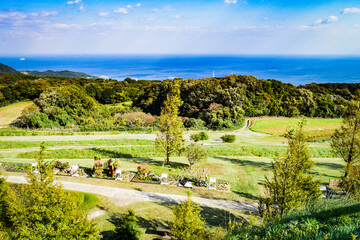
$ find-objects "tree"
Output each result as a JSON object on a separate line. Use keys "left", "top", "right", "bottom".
{"left": 331, "top": 101, "right": 360, "bottom": 178}
{"left": 185, "top": 143, "right": 207, "bottom": 169}
{"left": 0, "top": 143, "right": 98, "bottom": 239}
{"left": 170, "top": 191, "right": 205, "bottom": 240}
{"left": 262, "top": 120, "right": 320, "bottom": 216}
{"left": 114, "top": 210, "right": 141, "bottom": 240}
{"left": 155, "top": 81, "right": 184, "bottom": 165}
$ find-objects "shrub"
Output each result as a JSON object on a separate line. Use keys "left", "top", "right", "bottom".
{"left": 61, "top": 162, "right": 70, "bottom": 170}
{"left": 190, "top": 132, "right": 209, "bottom": 142}
{"left": 190, "top": 134, "right": 201, "bottom": 142}
{"left": 199, "top": 132, "right": 209, "bottom": 140}
{"left": 137, "top": 165, "right": 148, "bottom": 176}
{"left": 54, "top": 161, "right": 62, "bottom": 169}
{"left": 114, "top": 210, "right": 142, "bottom": 240}
{"left": 116, "top": 112, "right": 156, "bottom": 127}
{"left": 185, "top": 143, "right": 207, "bottom": 169}
{"left": 93, "top": 157, "right": 103, "bottom": 176}
{"left": 170, "top": 191, "right": 205, "bottom": 240}
{"left": 184, "top": 118, "right": 206, "bottom": 129}
{"left": 221, "top": 134, "right": 236, "bottom": 143}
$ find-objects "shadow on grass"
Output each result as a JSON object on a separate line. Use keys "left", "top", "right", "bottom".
{"left": 214, "top": 156, "right": 272, "bottom": 169}
{"left": 100, "top": 201, "right": 249, "bottom": 239}
{"left": 309, "top": 170, "right": 340, "bottom": 179}
{"left": 200, "top": 206, "right": 247, "bottom": 228}
{"left": 232, "top": 190, "right": 259, "bottom": 201}
{"left": 315, "top": 162, "right": 344, "bottom": 170}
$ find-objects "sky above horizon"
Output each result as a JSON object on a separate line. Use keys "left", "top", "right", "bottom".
{"left": 1, "top": 0, "right": 360, "bottom": 55}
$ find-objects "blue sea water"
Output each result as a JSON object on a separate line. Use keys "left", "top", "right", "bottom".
{"left": 1, "top": 55, "right": 360, "bottom": 85}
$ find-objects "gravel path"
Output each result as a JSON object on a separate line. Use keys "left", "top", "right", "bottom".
{"left": 4, "top": 175, "right": 257, "bottom": 212}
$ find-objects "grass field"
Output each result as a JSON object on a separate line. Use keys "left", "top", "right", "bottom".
{"left": 0, "top": 102, "right": 33, "bottom": 127}
{"left": 82, "top": 192, "right": 250, "bottom": 240}
{"left": 250, "top": 117, "right": 343, "bottom": 140}
{"left": 0, "top": 116, "right": 347, "bottom": 238}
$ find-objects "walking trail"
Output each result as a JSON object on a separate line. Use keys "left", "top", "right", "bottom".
{"left": 4, "top": 175, "right": 258, "bottom": 212}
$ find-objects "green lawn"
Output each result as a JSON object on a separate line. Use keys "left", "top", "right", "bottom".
{"left": 0, "top": 116, "right": 347, "bottom": 204}
{"left": 88, "top": 195, "right": 249, "bottom": 240}
{"left": 250, "top": 117, "right": 343, "bottom": 140}
{"left": 0, "top": 101, "right": 33, "bottom": 127}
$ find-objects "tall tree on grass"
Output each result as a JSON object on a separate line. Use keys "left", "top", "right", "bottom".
{"left": 0, "top": 143, "right": 98, "bottom": 239}
{"left": 331, "top": 100, "right": 360, "bottom": 178}
{"left": 155, "top": 81, "right": 184, "bottom": 165}
{"left": 262, "top": 120, "right": 319, "bottom": 216}
{"left": 185, "top": 143, "right": 207, "bottom": 169}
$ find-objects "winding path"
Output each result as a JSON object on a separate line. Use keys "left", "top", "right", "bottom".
{"left": 4, "top": 175, "right": 257, "bottom": 212}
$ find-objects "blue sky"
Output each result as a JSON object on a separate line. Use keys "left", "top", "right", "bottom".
{"left": 1, "top": 0, "right": 360, "bottom": 55}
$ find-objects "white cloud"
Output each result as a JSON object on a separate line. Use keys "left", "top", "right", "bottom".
{"left": 66, "top": 0, "right": 82, "bottom": 5}
{"left": 67, "top": 0, "right": 84, "bottom": 10}
{"left": 0, "top": 11, "right": 56, "bottom": 20}
{"left": 39, "top": 11, "right": 57, "bottom": 17}
{"left": 53, "top": 23, "right": 82, "bottom": 29}
{"left": 153, "top": 5, "right": 175, "bottom": 12}
{"left": 98, "top": 12, "right": 109, "bottom": 17}
{"left": 343, "top": 7, "right": 360, "bottom": 14}
{"left": 225, "top": 0, "right": 237, "bottom": 4}
{"left": 313, "top": 15, "right": 338, "bottom": 25}
{"left": 175, "top": 15, "right": 180, "bottom": 19}
{"left": 126, "top": 3, "right": 141, "bottom": 9}
{"left": 297, "top": 25, "right": 310, "bottom": 31}
{"left": 114, "top": 8, "right": 128, "bottom": 14}
{"left": 0, "top": 11, "right": 27, "bottom": 19}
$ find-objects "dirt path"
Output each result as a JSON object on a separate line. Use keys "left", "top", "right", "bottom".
{"left": 4, "top": 175, "right": 257, "bottom": 212}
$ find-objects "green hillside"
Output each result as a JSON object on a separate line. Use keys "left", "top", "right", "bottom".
{"left": 0, "top": 63, "right": 20, "bottom": 74}
{"left": 0, "top": 101, "right": 33, "bottom": 127}
{"left": 22, "top": 70, "right": 97, "bottom": 78}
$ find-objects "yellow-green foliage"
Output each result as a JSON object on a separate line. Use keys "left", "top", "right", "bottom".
{"left": 262, "top": 120, "right": 320, "bottom": 216}
{"left": 155, "top": 81, "right": 184, "bottom": 165}
{"left": 0, "top": 143, "right": 98, "bottom": 239}
{"left": 170, "top": 192, "right": 205, "bottom": 240}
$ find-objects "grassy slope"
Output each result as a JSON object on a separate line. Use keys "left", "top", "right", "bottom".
{"left": 0, "top": 102, "right": 33, "bottom": 127}
{"left": 91, "top": 195, "right": 249, "bottom": 240}
{"left": 250, "top": 117, "right": 343, "bottom": 140}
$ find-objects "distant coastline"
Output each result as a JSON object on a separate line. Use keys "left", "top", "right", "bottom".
{"left": 1, "top": 55, "right": 360, "bottom": 85}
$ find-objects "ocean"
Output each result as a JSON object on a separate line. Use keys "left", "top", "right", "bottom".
{"left": 1, "top": 55, "right": 360, "bottom": 85}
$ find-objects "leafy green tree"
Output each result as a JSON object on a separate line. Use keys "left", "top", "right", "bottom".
{"left": 0, "top": 143, "right": 98, "bottom": 239}
{"left": 170, "top": 192, "right": 205, "bottom": 240}
{"left": 114, "top": 210, "right": 141, "bottom": 240}
{"left": 262, "top": 120, "right": 320, "bottom": 216}
{"left": 155, "top": 81, "right": 184, "bottom": 165}
{"left": 185, "top": 143, "right": 207, "bottom": 169}
{"left": 331, "top": 101, "right": 360, "bottom": 178}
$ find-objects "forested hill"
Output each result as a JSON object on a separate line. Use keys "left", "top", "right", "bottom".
{"left": 21, "top": 70, "right": 97, "bottom": 79}
{"left": 0, "top": 73, "right": 358, "bottom": 130}
{"left": 0, "top": 63, "right": 20, "bottom": 74}
{"left": 0, "top": 62, "right": 96, "bottom": 78}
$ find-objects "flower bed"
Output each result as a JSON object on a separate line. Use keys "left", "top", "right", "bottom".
{"left": 132, "top": 173, "right": 161, "bottom": 184}
{"left": 1, "top": 162, "right": 31, "bottom": 172}
{"left": 216, "top": 179, "right": 231, "bottom": 192}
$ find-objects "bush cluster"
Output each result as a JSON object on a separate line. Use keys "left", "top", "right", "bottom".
{"left": 221, "top": 134, "right": 236, "bottom": 143}
{"left": 190, "top": 132, "right": 209, "bottom": 142}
